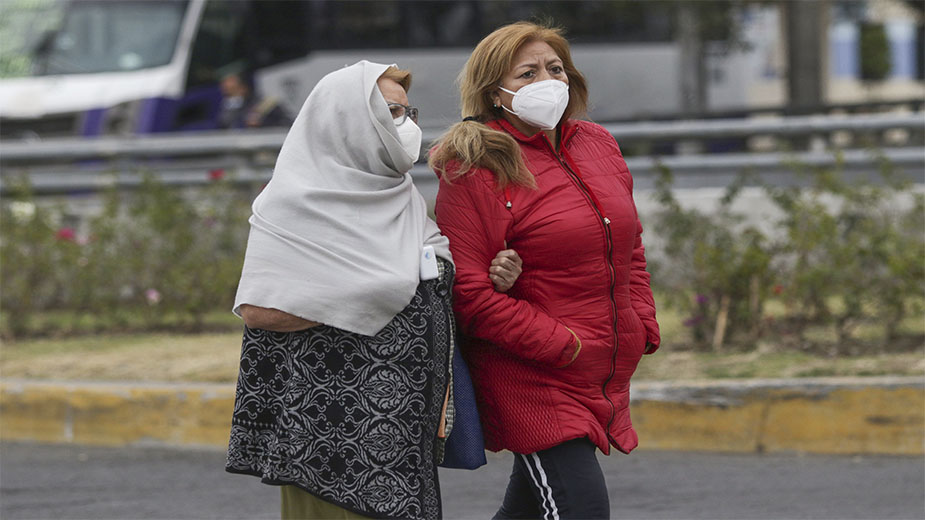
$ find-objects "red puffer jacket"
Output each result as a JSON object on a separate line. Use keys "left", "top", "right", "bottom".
{"left": 434, "top": 118, "right": 659, "bottom": 455}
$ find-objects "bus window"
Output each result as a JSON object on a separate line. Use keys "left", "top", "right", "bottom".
{"left": 298, "top": 0, "right": 671, "bottom": 50}
{"left": 402, "top": 1, "right": 483, "bottom": 48}
{"left": 35, "top": 0, "right": 189, "bottom": 75}
{"left": 0, "top": 0, "right": 63, "bottom": 78}
{"left": 528, "top": 1, "right": 673, "bottom": 43}
{"left": 188, "top": 0, "right": 313, "bottom": 78}
{"left": 307, "top": 1, "right": 402, "bottom": 50}
{"left": 247, "top": 1, "right": 312, "bottom": 68}
{"left": 475, "top": 1, "right": 673, "bottom": 44}
{"left": 186, "top": 0, "right": 248, "bottom": 89}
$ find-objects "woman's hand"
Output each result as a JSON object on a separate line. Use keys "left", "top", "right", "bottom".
{"left": 239, "top": 304, "right": 320, "bottom": 332}
{"left": 489, "top": 249, "right": 523, "bottom": 292}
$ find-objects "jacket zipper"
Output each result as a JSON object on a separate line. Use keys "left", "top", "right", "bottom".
{"left": 544, "top": 137, "right": 622, "bottom": 446}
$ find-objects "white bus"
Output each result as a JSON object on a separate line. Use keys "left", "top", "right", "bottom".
{"left": 0, "top": 0, "right": 684, "bottom": 139}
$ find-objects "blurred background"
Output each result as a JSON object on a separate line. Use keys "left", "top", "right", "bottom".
{"left": 0, "top": 0, "right": 923, "bottom": 134}
{"left": 0, "top": 0, "right": 923, "bottom": 374}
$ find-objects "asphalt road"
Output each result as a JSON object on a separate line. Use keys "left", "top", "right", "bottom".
{"left": 1, "top": 442, "right": 922, "bottom": 520}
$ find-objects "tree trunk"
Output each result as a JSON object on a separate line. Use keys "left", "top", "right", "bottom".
{"left": 678, "top": 1, "right": 707, "bottom": 115}
{"left": 678, "top": 1, "right": 707, "bottom": 155}
{"left": 713, "top": 294, "right": 732, "bottom": 351}
{"left": 785, "top": 0, "right": 829, "bottom": 111}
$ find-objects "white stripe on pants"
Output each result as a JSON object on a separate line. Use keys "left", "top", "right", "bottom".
{"left": 518, "top": 452, "right": 560, "bottom": 520}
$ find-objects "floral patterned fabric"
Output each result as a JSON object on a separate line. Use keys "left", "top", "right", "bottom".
{"left": 226, "top": 263, "right": 454, "bottom": 520}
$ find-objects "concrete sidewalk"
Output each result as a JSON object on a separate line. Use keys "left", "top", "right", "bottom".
{"left": 1, "top": 376, "right": 922, "bottom": 454}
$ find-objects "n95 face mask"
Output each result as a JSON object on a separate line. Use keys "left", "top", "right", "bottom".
{"left": 395, "top": 117, "right": 422, "bottom": 162}
{"left": 499, "top": 79, "right": 570, "bottom": 131}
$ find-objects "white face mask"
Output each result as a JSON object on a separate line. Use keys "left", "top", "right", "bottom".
{"left": 395, "top": 117, "right": 422, "bottom": 162}
{"left": 498, "top": 79, "right": 569, "bottom": 131}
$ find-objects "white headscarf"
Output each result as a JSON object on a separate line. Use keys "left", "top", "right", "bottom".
{"left": 233, "top": 60, "right": 451, "bottom": 336}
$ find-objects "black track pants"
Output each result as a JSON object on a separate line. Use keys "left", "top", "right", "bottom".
{"left": 492, "top": 437, "right": 610, "bottom": 520}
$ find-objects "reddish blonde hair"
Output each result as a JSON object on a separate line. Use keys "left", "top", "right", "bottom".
{"left": 429, "top": 22, "right": 588, "bottom": 187}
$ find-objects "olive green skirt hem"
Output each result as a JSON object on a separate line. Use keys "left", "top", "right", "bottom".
{"left": 281, "top": 485, "right": 373, "bottom": 520}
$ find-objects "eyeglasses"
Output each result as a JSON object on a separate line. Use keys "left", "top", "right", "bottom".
{"left": 388, "top": 102, "right": 419, "bottom": 125}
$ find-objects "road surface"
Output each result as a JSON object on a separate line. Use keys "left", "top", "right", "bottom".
{"left": 1, "top": 442, "right": 922, "bottom": 519}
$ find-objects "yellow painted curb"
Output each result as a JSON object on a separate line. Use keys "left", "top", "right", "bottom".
{"left": 631, "top": 377, "right": 925, "bottom": 455}
{"left": 1, "top": 377, "right": 922, "bottom": 455}
{"left": 0, "top": 380, "right": 235, "bottom": 447}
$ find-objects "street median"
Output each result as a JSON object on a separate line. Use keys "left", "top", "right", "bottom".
{"left": 1, "top": 376, "right": 922, "bottom": 455}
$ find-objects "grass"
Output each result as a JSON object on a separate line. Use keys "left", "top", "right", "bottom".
{"left": 0, "top": 309, "right": 243, "bottom": 339}
{"left": 633, "top": 349, "right": 925, "bottom": 381}
{"left": 2, "top": 328, "right": 923, "bottom": 383}
{"left": 1, "top": 298, "right": 922, "bottom": 383}
{"left": 0, "top": 331, "right": 243, "bottom": 383}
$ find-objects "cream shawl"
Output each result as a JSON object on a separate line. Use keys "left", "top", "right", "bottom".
{"left": 233, "top": 60, "right": 451, "bottom": 336}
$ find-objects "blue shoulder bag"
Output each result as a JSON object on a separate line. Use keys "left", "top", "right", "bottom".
{"left": 439, "top": 346, "right": 487, "bottom": 470}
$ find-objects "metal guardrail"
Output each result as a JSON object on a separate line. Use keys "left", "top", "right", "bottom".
{"left": 4, "top": 148, "right": 922, "bottom": 199}
{"left": 601, "top": 112, "right": 925, "bottom": 141}
{"left": 1, "top": 113, "right": 923, "bottom": 196}
{"left": 0, "top": 129, "right": 286, "bottom": 162}
{"left": 623, "top": 96, "right": 925, "bottom": 122}
{"left": 1, "top": 112, "right": 922, "bottom": 162}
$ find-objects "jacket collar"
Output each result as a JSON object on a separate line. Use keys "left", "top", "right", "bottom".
{"left": 486, "top": 118, "right": 580, "bottom": 150}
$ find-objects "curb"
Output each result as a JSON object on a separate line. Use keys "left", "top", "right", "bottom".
{"left": 630, "top": 377, "right": 924, "bottom": 455}
{"left": 0, "top": 381, "right": 233, "bottom": 448}
{"left": 1, "top": 377, "right": 922, "bottom": 455}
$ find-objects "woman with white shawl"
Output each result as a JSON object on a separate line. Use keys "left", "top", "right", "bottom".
{"left": 225, "top": 61, "right": 521, "bottom": 520}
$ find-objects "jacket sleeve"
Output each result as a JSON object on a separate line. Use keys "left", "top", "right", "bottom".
{"left": 608, "top": 131, "right": 660, "bottom": 354}
{"left": 435, "top": 170, "right": 577, "bottom": 367}
{"left": 630, "top": 217, "right": 660, "bottom": 353}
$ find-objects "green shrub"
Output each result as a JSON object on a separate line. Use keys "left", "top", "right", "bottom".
{"left": 3, "top": 155, "right": 922, "bottom": 354}
{"left": 649, "top": 152, "right": 924, "bottom": 355}
{"left": 649, "top": 166, "right": 774, "bottom": 351}
{"left": 768, "top": 154, "right": 925, "bottom": 353}
{"left": 0, "top": 174, "right": 254, "bottom": 338}
{"left": 0, "top": 179, "right": 70, "bottom": 336}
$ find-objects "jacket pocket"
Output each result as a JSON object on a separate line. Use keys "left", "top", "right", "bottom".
{"left": 616, "top": 309, "right": 647, "bottom": 367}
{"left": 560, "top": 334, "right": 612, "bottom": 385}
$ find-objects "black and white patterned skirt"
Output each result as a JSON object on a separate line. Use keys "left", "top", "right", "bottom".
{"left": 226, "top": 262, "right": 454, "bottom": 520}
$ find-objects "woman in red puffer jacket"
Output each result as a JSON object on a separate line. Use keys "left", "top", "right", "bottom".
{"left": 430, "top": 22, "right": 660, "bottom": 520}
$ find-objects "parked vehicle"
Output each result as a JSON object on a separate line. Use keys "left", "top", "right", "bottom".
{"left": 0, "top": 0, "right": 682, "bottom": 139}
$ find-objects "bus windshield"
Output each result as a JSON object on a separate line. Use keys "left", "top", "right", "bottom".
{"left": 35, "top": 0, "right": 189, "bottom": 75}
